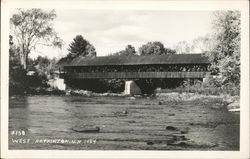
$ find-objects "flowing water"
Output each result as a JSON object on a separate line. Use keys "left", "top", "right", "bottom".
{"left": 9, "top": 95, "right": 239, "bottom": 150}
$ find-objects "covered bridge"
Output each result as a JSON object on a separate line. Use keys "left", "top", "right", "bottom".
{"left": 59, "top": 53, "right": 211, "bottom": 94}
{"left": 61, "top": 53, "right": 210, "bottom": 79}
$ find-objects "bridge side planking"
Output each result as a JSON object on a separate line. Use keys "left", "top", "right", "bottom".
{"left": 65, "top": 72, "right": 209, "bottom": 79}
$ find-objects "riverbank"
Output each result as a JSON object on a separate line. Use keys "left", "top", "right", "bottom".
{"left": 66, "top": 89, "right": 240, "bottom": 112}
{"left": 10, "top": 87, "right": 240, "bottom": 112}
{"left": 156, "top": 92, "right": 239, "bottom": 112}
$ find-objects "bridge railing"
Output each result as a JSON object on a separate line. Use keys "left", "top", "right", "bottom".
{"left": 65, "top": 72, "right": 209, "bottom": 79}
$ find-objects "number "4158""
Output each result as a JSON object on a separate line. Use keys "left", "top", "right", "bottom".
{"left": 10, "top": 130, "right": 26, "bottom": 136}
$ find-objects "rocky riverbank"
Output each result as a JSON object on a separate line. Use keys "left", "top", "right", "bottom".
{"left": 155, "top": 92, "right": 240, "bottom": 112}
{"left": 66, "top": 89, "right": 240, "bottom": 112}
{"left": 10, "top": 88, "right": 240, "bottom": 112}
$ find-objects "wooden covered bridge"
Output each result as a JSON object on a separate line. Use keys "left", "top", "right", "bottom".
{"left": 60, "top": 53, "right": 211, "bottom": 94}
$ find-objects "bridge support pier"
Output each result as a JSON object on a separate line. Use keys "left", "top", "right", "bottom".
{"left": 124, "top": 80, "right": 141, "bottom": 95}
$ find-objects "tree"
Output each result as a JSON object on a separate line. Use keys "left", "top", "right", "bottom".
{"left": 68, "top": 35, "right": 96, "bottom": 58}
{"left": 124, "top": 45, "right": 136, "bottom": 55}
{"left": 111, "top": 45, "right": 136, "bottom": 56}
{"left": 10, "top": 9, "right": 63, "bottom": 69}
{"left": 34, "top": 56, "right": 50, "bottom": 76}
{"left": 208, "top": 11, "right": 240, "bottom": 86}
{"left": 9, "top": 35, "right": 28, "bottom": 95}
{"left": 164, "top": 48, "right": 177, "bottom": 55}
{"left": 33, "top": 56, "right": 58, "bottom": 78}
{"left": 9, "top": 35, "right": 21, "bottom": 67}
{"left": 139, "top": 41, "right": 176, "bottom": 56}
{"left": 191, "top": 35, "right": 216, "bottom": 53}
{"left": 174, "top": 41, "right": 191, "bottom": 54}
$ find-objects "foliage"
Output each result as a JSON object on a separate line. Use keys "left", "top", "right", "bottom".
{"left": 207, "top": 11, "right": 241, "bottom": 87}
{"left": 103, "top": 79, "right": 125, "bottom": 93}
{"left": 33, "top": 56, "right": 58, "bottom": 78}
{"left": 181, "top": 79, "right": 203, "bottom": 89}
{"left": 9, "top": 35, "right": 21, "bottom": 67}
{"left": 135, "top": 79, "right": 184, "bottom": 94}
{"left": 191, "top": 35, "right": 216, "bottom": 53}
{"left": 139, "top": 41, "right": 176, "bottom": 55}
{"left": 34, "top": 56, "right": 50, "bottom": 74}
{"left": 10, "top": 9, "right": 63, "bottom": 69}
{"left": 9, "top": 35, "right": 28, "bottom": 95}
{"left": 174, "top": 41, "right": 191, "bottom": 54}
{"left": 9, "top": 35, "right": 60, "bottom": 95}
{"left": 68, "top": 35, "right": 96, "bottom": 58}
{"left": 111, "top": 45, "right": 137, "bottom": 56}
{"left": 168, "top": 78, "right": 240, "bottom": 96}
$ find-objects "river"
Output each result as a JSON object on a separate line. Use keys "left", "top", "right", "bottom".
{"left": 9, "top": 95, "right": 239, "bottom": 150}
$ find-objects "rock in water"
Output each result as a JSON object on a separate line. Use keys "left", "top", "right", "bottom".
{"left": 179, "top": 127, "right": 189, "bottom": 134}
{"left": 128, "top": 120, "right": 136, "bottom": 123}
{"left": 168, "top": 113, "right": 175, "bottom": 116}
{"left": 166, "top": 126, "right": 178, "bottom": 131}
{"left": 146, "top": 141, "right": 154, "bottom": 145}
{"left": 128, "top": 97, "right": 136, "bottom": 100}
{"left": 72, "top": 126, "right": 100, "bottom": 133}
{"left": 172, "top": 142, "right": 188, "bottom": 146}
{"left": 114, "top": 110, "right": 128, "bottom": 116}
{"left": 158, "top": 101, "right": 163, "bottom": 105}
{"left": 66, "top": 91, "right": 71, "bottom": 96}
{"left": 122, "top": 110, "right": 128, "bottom": 115}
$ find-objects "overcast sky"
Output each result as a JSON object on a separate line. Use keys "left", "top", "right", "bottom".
{"left": 30, "top": 10, "right": 214, "bottom": 59}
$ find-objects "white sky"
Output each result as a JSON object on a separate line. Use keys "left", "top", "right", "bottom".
{"left": 29, "top": 10, "right": 214, "bottom": 59}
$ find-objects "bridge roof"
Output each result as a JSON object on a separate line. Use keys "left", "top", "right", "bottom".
{"left": 65, "top": 53, "right": 210, "bottom": 66}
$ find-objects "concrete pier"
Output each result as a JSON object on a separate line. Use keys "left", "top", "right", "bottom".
{"left": 124, "top": 80, "right": 141, "bottom": 95}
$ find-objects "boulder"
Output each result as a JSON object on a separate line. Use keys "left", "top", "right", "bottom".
{"left": 146, "top": 141, "right": 154, "bottom": 145}
{"left": 66, "top": 91, "right": 71, "bottom": 96}
{"left": 158, "top": 101, "right": 163, "bottom": 105}
{"left": 122, "top": 110, "right": 128, "bottom": 114}
{"left": 128, "top": 97, "right": 136, "bottom": 100}
{"left": 166, "top": 126, "right": 178, "bottom": 131}
{"left": 179, "top": 127, "right": 189, "bottom": 134}
{"left": 72, "top": 126, "right": 100, "bottom": 133}
{"left": 127, "top": 120, "right": 136, "bottom": 123}
{"left": 168, "top": 113, "right": 175, "bottom": 116}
